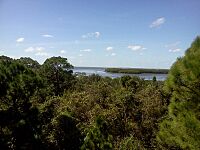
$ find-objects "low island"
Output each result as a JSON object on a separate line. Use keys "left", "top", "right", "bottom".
{"left": 105, "top": 68, "right": 169, "bottom": 74}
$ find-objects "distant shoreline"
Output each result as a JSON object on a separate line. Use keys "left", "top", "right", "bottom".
{"left": 105, "top": 68, "right": 169, "bottom": 74}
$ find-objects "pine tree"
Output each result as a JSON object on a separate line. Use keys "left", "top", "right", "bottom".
{"left": 157, "top": 37, "right": 200, "bottom": 149}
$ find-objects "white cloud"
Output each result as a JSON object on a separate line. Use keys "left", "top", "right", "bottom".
{"left": 128, "top": 45, "right": 146, "bottom": 51}
{"left": 166, "top": 41, "right": 181, "bottom": 53}
{"left": 35, "top": 47, "right": 45, "bottom": 52}
{"left": 169, "top": 48, "right": 181, "bottom": 52}
{"left": 24, "top": 47, "right": 45, "bottom": 53}
{"left": 35, "top": 52, "right": 49, "bottom": 56}
{"left": 25, "top": 47, "right": 34, "bottom": 52}
{"left": 79, "top": 54, "right": 83, "bottom": 57}
{"left": 150, "top": 17, "right": 165, "bottom": 28}
{"left": 25, "top": 46, "right": 49, "bottom": 56}
{"left": 111, "top": 53, "right": 116, "bottom": 56}
{"left": 60, "top": 50, "right": 66, "bottom": 54}
{"left": 42, "top": 34, "right": 54, "bottom": 38}
{"left": 16, "top": 37, "right": 24, "bottom": 43}
{"left": 106, "top": 47, "right": 113, "bottom": 51}
{"left": 82, "top": 32, "right": 101, "bottom": 39}
{"left": 95, "top": 32, "right": 100, "bottom": 38}
{"left": 80, "top": 49, "right": 91, "bottom": 52}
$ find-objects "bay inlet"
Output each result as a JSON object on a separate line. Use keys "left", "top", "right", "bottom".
{"left": 73, "top": 67, "right": 168, "bottom": 81}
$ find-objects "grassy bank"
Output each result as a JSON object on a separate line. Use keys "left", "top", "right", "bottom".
{"left": 105, "top": 68, "right": 169, "bottom": 74}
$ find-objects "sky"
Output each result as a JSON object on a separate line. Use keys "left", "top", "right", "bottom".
{"left": 0, "top": 0, "right": 199, "bottom": 68}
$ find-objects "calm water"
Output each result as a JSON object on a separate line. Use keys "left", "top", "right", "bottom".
{"left": 73, "top": 67, "right": 167, "bottom": 81}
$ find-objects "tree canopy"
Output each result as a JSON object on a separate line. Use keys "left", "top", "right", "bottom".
{"left": 157, "top": 37, "right": 200, "bottom": 149}
{"left": 41, "top": 56, "right": 74, "bottom": 96}
{"left": 0, "top": 37, "right": 200, "bottom": 149}
{"left": 17, "top": 57, "right": 41, "bottom": 70}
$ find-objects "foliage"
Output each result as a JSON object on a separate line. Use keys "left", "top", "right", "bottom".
{"left": 1, "top": 36, "right": 199, "bottom": 150}
{"left": 119, "top": 136, "right": 144, "bottom": 150}
{"left": 41, "top": 56, "right": 74, "bottom": 96}
{"left": 157, "top": 37, "right": 200, "bottom": 149}
{"left": 105, "top": 68, "right": 169, "bottom": 74}
{"left": 81, "top": 116, "right": 113, "bottom": 150}
{"left": 0, "top": 60, "right": 43, "bottom": 149}
{"left": 17, "top": 57, "right": 41, "bottom": 70}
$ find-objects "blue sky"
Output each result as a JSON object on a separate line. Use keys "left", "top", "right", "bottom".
{"left": 0, "top": 0, "right": 199, "bottom": 68}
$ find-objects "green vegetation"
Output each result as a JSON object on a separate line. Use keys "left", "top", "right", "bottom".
{"left": 157, "top": 36, "right": 200, "bottom": 149}
{"left": 105, "top": 68, "right": 169, "bottom": 74}
{"left": 0, "top": 36, "right": 199, "bottom": 149}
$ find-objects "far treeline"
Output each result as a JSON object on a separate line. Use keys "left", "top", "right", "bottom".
{"left": 0, "top": 36, "right": 200, "bottom": 149}
{"left": 105, "top": 68, "right": 169, "bottom": 74}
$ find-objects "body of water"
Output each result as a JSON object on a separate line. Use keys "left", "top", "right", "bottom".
{"left": 73, "top": 67, "right": 168, "bottom": 81}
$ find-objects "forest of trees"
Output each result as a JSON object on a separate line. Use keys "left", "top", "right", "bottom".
{"left": 0, "top": 37, "right": 199, "bottom": 149}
